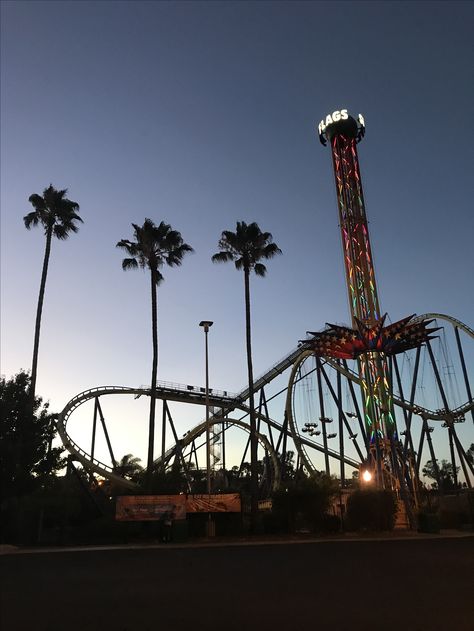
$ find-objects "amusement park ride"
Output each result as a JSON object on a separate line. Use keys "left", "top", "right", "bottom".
{"left": 57, "top": 110, "right": 474, "bottom": 522}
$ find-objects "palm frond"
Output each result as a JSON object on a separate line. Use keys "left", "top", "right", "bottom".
{"left": 152, "top": 269, "right": 164, "bottom": 285}
{"left": 262, "top": 242, "right": 282, "bottom": 259}
{"left": 27, "top": 193, "right": 47, "bottom": 212}
{"left": 122, "top": 258, "right": 139, "bottom": 271}
{"left": 234, "top": 257, "right": 245, "bottom": 271}
{"left": 116, "top": 239, "right": 140, "bottom": 257}
{"left": 211, "top": 251, "right": 235, "bottom": 264}
{"left": 23, "top": 211, "right": 40, "bottom": 229}
{"left": 164, "top": 243, "right": 194, "bottom": 267}
{"left": 53, "top": 224, "right": 71, "bottom": 240}
{"left": 254, "top": 263, "right": 267, "bottom": 277}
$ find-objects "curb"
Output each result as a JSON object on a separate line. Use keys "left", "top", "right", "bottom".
{"left": 1, "top": 531, "right": 473, "bottom": 556}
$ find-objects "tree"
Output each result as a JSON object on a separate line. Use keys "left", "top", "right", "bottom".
{"left": 24, "top": 185, "right": 82, "bottom": 402}
{"left": 466, "top": 443, "right": 474, "bottom": 465}
{"left": 212, "top": 221, "right": 281, "bottom": 530}
{"left": 114, "top": 454, "right": 143, "bottom": 482}
{"left": 117, "top": 219, "right": 193, "bottom": 487}
{"left": 0, "top": 371, "right": 64, "bottom": 501}
{"left": 279, "top": 450, "right": 297, "bottom": 481}
{"left": 422, "top": 458, "right": 460, "bottom": 491}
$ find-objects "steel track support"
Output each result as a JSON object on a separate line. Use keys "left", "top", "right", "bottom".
{"left": 337, "top": 367, "right": 345, "bottom": 486}
{"left": 260, "top": 388, "right": 275, "bottom": 450}
{"left": 96, "top": 398, "right": 117, "bottom": 468}
{"left": 239, "top": 435, "right": 251, "bottom": 476}
{"left": 416, "top": 425, "right": 426, "bottom": 476}
{"left": 391, "top": 355, "right": 415, "bottom": 457}
{"left": 454, "top": 326, "right": 474, "bottom": 425}
{"left": 91, "top": 397, "right": 98, "bottom": 461}
{"left": 402, "top": 346, "right": 422, "bottom": 461}
{"left": 221, "top": 410, "right": 226, "bottom": 472}
{"left": 161, "top": 400, "right": 167, "bottom": 463}
{"left": 424, "top": 419, "right": 442, "bottom": 490}
{"left": 319, "top": 361, "right": 365, "bottom": 462}
{"left": 276, "top": 412, "right": 289, "bottom": 479}
{"left": 163, "top": 400, "right": 191, "bottom": 492}
{"left": 451, "top": 426, "right": 473, "bottom": 488}
{"left": 342, "top": 359, "right": 368, "bottom": 450}
{"left": 448, "top": 427, "right": 459, "bottom": 488}
{"left": 316, "top": 357, "right": 330, "bottom": 475}
{"left": 426, "top": 340, "right": 459, "bottom": 487}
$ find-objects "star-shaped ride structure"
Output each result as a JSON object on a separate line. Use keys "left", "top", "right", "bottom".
{"left": 302, "top": 314, "right": 440, "bottom": 360}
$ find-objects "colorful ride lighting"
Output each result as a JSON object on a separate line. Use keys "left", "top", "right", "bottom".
{"left": 304, "top": 314, "right": 439, "bottom": 360}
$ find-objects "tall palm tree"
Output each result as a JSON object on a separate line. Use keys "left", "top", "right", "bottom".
{"left": 212, "top": 221, "right": 281, "bottom": 530}
{"left": 117, "top": 219, "right": 193, "bottom": 488}
{"left": 24, "top": 185, "right": 82, "bottom": 402}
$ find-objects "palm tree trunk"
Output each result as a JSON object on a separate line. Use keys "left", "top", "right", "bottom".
{"left": 30, "top": 226, "right": 53, "bottom": 403}
{"left": 244, "top": 267, "right": 258, "bottom": 532}
{"left": 147, "top": 268, "right": 159, "bottom": 489}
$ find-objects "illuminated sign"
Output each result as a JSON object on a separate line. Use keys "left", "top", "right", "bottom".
{"left": 318, "top": 109, "right": 349, "bottom": 135}
{"left": 318, "top": 109, "right": 365, "bottom": 145}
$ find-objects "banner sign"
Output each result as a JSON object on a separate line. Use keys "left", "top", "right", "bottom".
{"left": 186, "top": 494, "right": 241, "bottom": 513}
{"left": 116, "top": 493, "right": 241, "bottom": 520}
{"left": 116, "top": 495, "right": 186, "bottom": 521}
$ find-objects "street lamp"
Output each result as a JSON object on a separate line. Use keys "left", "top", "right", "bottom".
{"left": 199, "top": 320, "right": 215, "bottom": 537}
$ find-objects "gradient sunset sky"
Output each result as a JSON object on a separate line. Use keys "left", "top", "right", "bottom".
{"left": 1, "top": 1, "right": 473, "bottom": 468}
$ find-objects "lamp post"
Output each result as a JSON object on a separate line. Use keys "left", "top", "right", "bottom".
{"left": 199, "top": 320, "right": 215, "bottom": 537}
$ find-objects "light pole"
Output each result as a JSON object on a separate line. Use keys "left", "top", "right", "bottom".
{"left": 199, "top": 320, "right": 215, "bottom": 537}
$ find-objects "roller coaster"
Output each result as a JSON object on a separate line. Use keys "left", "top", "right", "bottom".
{"left": 58, "top": 312, "right": 473, "bottom": 494}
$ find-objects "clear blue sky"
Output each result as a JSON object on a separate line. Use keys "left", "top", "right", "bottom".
{"left": 1, "top": 1, "right": 473, "bottom": 469}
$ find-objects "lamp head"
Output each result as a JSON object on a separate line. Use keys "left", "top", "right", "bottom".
{"left": 199, "top": 320, "right": 213, "bottom": 332}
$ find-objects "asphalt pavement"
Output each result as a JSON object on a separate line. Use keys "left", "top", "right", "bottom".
{"left": 1, "top": 537, "right": 473, "bottom": 631}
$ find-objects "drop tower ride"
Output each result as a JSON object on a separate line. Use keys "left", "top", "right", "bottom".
{"left": 317, "top": 110, "right": 411, "bottom": 489}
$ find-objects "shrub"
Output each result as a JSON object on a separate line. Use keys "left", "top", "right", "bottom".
{"left": 346, "top": 489, "right": 398, "bottom": 531}
{"left": 271, "top": 474, "right": 338, "bottom": 534}
{"left": 320, "top": 513, "right": 341, "bottom": 534}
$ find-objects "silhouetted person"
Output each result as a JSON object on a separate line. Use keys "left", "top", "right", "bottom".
{"left": 161, "top": 511, "right": 173, "bottom": 543}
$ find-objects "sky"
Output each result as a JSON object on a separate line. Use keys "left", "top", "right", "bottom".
{"left": 1, "top": 1, "right": 473, "bottom": 473}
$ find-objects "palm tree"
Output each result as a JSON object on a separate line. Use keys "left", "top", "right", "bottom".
{"left": 212, "top": 221, "right": 281, "bottom": 530}
{"left": 114, "top": 453, "right": 143, "bottom": 482}
{"left": 24, "top": 185, "right": 82, "bottom": 402}
{"left": 117, "top": 219, "right": 193, "bottom": 488}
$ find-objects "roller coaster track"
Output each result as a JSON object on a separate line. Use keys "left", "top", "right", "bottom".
{"left": 58, "top": 313, "right": 472, "bottom": 488}
{"left": 58, "top": 384, "right": 360, "bottom": 489}
{"left": 57, "top": 383, "right": 240, "bottom": 489}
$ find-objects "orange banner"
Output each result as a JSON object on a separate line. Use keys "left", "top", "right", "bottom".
{"left": 186, "top": 493, "right": 241, "bottom": 513}
{"left": 116, "top": 495, "right": 186, "bottom": 521}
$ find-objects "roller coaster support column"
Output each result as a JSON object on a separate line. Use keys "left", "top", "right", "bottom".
{"left": 454, "top": 326, "right": 474, "bottom": 425}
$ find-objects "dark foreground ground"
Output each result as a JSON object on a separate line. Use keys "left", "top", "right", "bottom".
{"left": 1, "top": 537, "right": 473, "bottom": 631}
